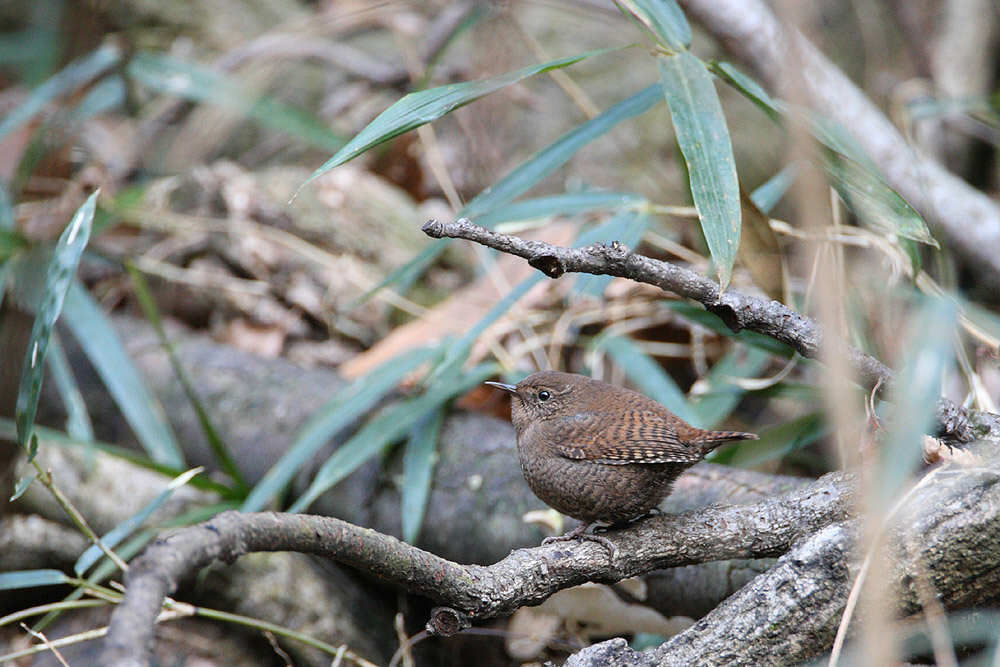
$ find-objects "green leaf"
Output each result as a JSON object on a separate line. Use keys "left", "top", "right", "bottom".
{"left": 10, "top": 472, "right": 36, "bottom": 501}
{"left": 15, "top": 191, "right": 97, "bottom": 448}
{"left": 0, "top": 183, "right": 13, "bottom": 230}
{"left": 711, "top": 62, "right": 937, "bottom": 250}
{"left": 750, "top": 165, "right": 796, "bottom": 214}
{"left": 659, "top": 53, "right": 741, "bottom": 290}
{"left": 430, "top": 276, "right": 542, "bottom": 382}
{"left": 356, "top": 85, "right": 663, "bottom": 302}
{"left": 0, "top": 417, "right": 231, "bottom": 496}
{"left": 689, "top": 346, "right": 770, "bottom": 428}
{"left": 61, "top": 281, "right": 184, "bottom": 468}
{"left": 596, "top": 333, "right": 696, "bottom": 424}
{"left": 615, "top": 0, "right": 692, "bottom": 51}
{"left": 128, "top": 265, "right": 246, "bottom": 491}
{"left": 709, "top": 61, "right": 781, "bottom": 122}
{"left": 474, "top": 191, "right": 646, "bottom": 228}
{"left": 462, "top": 84, "right": 661, "bottom": 221}
{"left": 879, "top": 297, "right": 957, "bottom": 507}
{"left": 0, "top": 260, "right": 12, "bottom": 312}
{"left": 824, "top": 150, "right": 939, "bottom": 247}
{"left": 74, "top": 467, "right": 202, "bottom": 576}
{"left": 126, "top": 51, "right": 344, "bottom": 152}
{"left": 46, "top": 333, "right": 94, "bottom": 441}
{"left": 0, "top": 43, "right": 121, "bottom": 141}
{"left": 290, "top": 364, "right": 497, "bottom": 513}
{"left": 401, "top": 408, "right": 445, "bottom": 545}
{"left": 300, "top": 47, "right": 622, "bottom": 190}
{"left": 241, "top": 345, "right": 442, "bottom": 512}
{"left": 712, "top": 412, "right": 826, "bottom": 467}
{"left": 0, "top": 569, "right": 70, "bottom": 591}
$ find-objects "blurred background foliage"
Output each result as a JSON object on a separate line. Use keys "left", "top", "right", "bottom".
{"left": 1, "top": 0, "right": 999, "bottom": 663}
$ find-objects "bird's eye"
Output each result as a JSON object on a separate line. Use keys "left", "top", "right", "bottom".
{"left": 537, "top": 390, "right": 551, "bottom": 402}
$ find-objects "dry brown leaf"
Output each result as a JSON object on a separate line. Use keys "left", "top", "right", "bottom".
{"left": 738, "top": 185, "right": 787, "bottom": 302}
{"left": 216, "top": 318, "right": 286, "bottom": 358}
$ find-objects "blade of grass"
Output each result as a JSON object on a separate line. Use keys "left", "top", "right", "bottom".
{"left": 401, "top": 408, "right": 445, "bottom": 545}
{"left": 0, "top": 260, "right": 12, "bottom": 311}
{"left": 300, "top": 46, "right": 624, "bottom": 190}
{"left": 290, "top": 364, "right": 497, "bottom": 513}
{"left": 61, "top": 280, "right": 184, "bottom": 467}
{"left": 429, "top": 275, "right": 542, "bottom": 382}
{"left": 127, "top": 264, "right": 246, "bottom": 492}
{"left": 241, "top": 345, "right": 441, "bottom": 512}
{"left": 659, "top": 52, "right": 741, "bottom": 290}
{"left": 0, "top": 183, "right": 13, "bottom": 230}
{"left": 15, "top": 191, "right": 97, "bottom": 449}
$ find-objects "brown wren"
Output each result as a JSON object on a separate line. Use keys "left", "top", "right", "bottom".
{"left": 486, "top": 371, "right": 758, "bottom": 557}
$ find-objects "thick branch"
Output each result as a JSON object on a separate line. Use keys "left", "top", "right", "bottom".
{"left": 676, "top": 0, "right": 1000, "bottom": 293}
{"left": 101, "top": 471, "right": 854, "bottom": 666}
{"left": 421, "top": 218, "right": 979, "bottom": 441}
{"left": 567, "top": 457, "right": 1000, "bottom": 665}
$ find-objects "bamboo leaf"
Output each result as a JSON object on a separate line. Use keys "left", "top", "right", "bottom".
{"left": 301, "top": 47, "right": 623, "bottom": 189}
{"left": 659, "top": 53, "right": 741, "bottom": 290}
{"left": 290, "top": 364, "right": 496, "bottom": 513}
{"left": 0, "top": 43, "right": 120, "bottom": 140}
{"left": 128, "top": 265, "right": 246, "bottom": 491}
{"left": 879, "top": 297, "right": 957, "bottom": 507}
{"left": 127, "top": 51, "right": 344, "bottom": 152}
{"left": 61, "top": 281, "right": 184, "bottom": 467}
{"left": 15, "top": 191, "right": 97, "bottom": 448}
{"left": 401, "top": 408, "right": 445, "bottom": 545}
{"left": 0, "top": 570, "right": 70, "bottom": 591}
{"left": 74, "top": 467, "right": 202, "bottom": 576}
{"left": 712, "top": 61, "right": 937, "bottom": 250}
{"left": 615, "top": 0, "right": 691, "bottom": 51}
{"left": 242, "top": 345, "right": 441, "bottom": 512}
{"left": 357, "top": 85, "right": 663, "bottom": 301}
{"left": 689, "top": 346, "right": 770, "bottom": 428}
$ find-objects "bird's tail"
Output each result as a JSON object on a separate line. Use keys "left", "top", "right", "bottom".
{"left": 691, "top": 429, "right": 759, "bottom": 451}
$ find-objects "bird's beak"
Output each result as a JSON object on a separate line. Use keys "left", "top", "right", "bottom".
{"left": 485, "top": 381, "right": 518, "bottom": 395}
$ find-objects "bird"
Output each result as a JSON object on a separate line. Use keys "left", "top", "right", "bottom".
{"left": 486, "top": 370, "right": 758, "bottom": 558}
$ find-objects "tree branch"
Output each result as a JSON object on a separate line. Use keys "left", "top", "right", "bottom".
{"left": 566, "top": 457, "right": 1000, "bottom": 665}
{"left": 421, "top": 218, "right": 983, "bottom": 441}
{"left": 101, "top": 471, "right": 855, "bottom": 665}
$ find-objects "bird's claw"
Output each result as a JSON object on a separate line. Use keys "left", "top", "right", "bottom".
{"left": 543, "top": 524, "right": 619, "bottom": 562}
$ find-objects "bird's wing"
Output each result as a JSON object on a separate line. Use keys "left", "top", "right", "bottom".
{"left": 553, "top": 411, "right": 705, "bottom": 465}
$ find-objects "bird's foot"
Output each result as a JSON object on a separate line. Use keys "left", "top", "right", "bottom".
{"left": 543, "top": 523, "right": 619, "bottom": 561}
{"left": 629, "top": 507, "right": 664, "bottom": 522}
